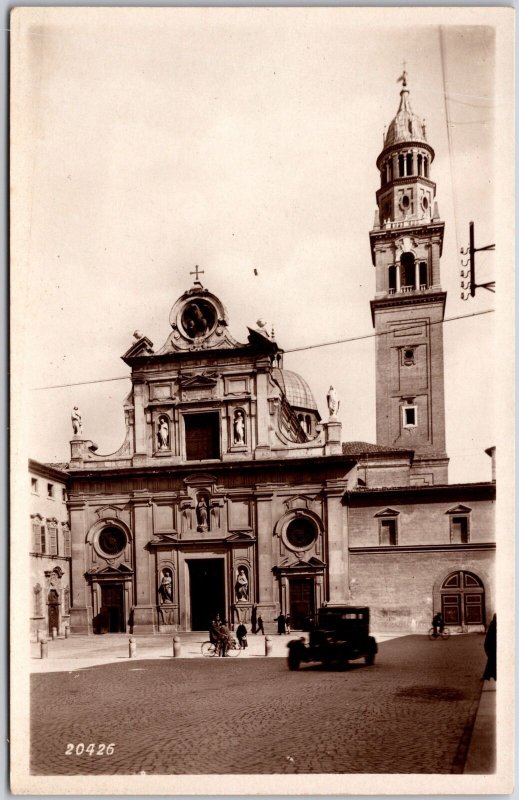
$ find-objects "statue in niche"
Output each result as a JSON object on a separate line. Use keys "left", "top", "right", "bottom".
{"left": 326, "top": 386, "right": 340, "bottom": 418}
{"left": 233, "top": 409, "right": 245, "bottom": 445}
{"left": 158, "top": 569, "right": 173, "bottom": 604}
{"left": 235, "top": 566, "right": 249, "bottom": 602}
{"left": 157, "top": 416, "right": 170, "bottom": 450}
{"left": 71, "top": 406, "right": 82, "bottom": 436}
{"left": 196, "top": 496, "right": 209, "bottom": 531}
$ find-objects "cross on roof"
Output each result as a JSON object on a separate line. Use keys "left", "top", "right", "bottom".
{"left": 190, "top": 265, "right": 204, "bottom": 285}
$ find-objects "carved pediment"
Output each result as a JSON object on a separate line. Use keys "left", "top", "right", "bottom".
{"left": 445, "top": 504, "right": 472, "bottom": 515}
{"left": 122, "top": 336, "right": 154, "bottom": 360}
{"left": 226, "top": 531, "right": 255, "bottom": 542}
{"left": 284, "top": 495, "right": 313, "bottom": 511}
{"left": 87, "top": 563, "right": 134, "bottom": 577}
{"left": 149, "top": 533, "right": 180, "bottom": 547}
{"left": 374, "top": 507, "right": 400, "bottom": 518}
{"left": 179, "top": 372, "right": 218, "bottom": 389}
{"left": 275, "top": 556, "right": 326, "bottom": 571}
{"left": 95, "top": 505, "right": 126, "bottom": 519}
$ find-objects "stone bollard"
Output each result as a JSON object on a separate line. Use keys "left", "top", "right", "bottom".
{"left": 129, "top": 636, "right": 137, "bottom": 659}
{"left": 40, "top": 639, "right": 48, "bottom": 659}
{"left": 173, "top": 636, "right": 182, "bottom": 658}
{"left": 64, "top": 625, "right": 70, "bottom": 639}
{"left": 265, "top": 635, "right": 272, "bottom": 657}
{"left": 51, "top": 627, "right": 58, "bottom": 640}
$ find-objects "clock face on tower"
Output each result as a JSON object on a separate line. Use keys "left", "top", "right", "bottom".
{"left": 180, "top": 298, "right": 217, "bottom": 339}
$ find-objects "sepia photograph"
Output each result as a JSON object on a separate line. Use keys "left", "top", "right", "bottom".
{"left": 10, "top": 6, "right": 514, "bottom": 795}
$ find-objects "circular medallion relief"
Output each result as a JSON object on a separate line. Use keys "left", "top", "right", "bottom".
{"left": 98, "top": 526, "right": 126, "bottom": 557}
{"left": 180, "top": 299, "right": 217, "bottom": 340}
{"left": 285, "top": 517, "right": 317, "bottom": 550}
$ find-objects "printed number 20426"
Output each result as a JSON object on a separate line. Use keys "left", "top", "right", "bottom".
{"left": 65, "top": 743, "right": 115, "bottom": 756}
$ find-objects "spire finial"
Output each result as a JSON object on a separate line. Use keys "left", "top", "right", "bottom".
{"left": 397, "top": 61, "right": 408, "bottom": 88}
{"left": 190, "top": 264, "right": 204, "bottom": 287}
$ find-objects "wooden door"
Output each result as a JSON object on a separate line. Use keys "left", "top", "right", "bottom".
{"left": 100, "top": 584, "right": 125, "bottom": 633}
{"left": 289, "top": 578, "right": 315, "bottom": 630}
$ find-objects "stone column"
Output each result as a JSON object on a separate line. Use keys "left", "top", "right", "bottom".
{"left": 68, "top": 501, "right": 92, "bottom": 634}
{"left": 131, "top": 494, "right": 156, "bottom": 633}
{"left": 415, "top": 258, "right": 421, "bottom": 290}
{"left": 396, "top": 261, "right": 401, "bottom": 292}
{"left": 324, "top": 483, "right": 348, "bottom": 606}
{"left": 412, "top": 149, "right": 418, "bottom": 176}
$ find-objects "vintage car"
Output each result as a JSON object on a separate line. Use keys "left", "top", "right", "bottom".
{"left": 287, "top": 606, "right": 377, "bottom": 670}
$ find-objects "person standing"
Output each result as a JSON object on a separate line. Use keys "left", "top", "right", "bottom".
{"left": 218, "top": 619, "right": 230, "bottom": 657}
{"left": 285, "top": 614, "right": 291, "bottom": 634}
{"left": 236, "top": 623, "right": 248, "bottom": 649}
{"left": 483, "top": 614, "right": 496, "bottom": 680}
{"left": 256, "top": 614, "right": 264, "bottom": 635}
{"left": 276, "top": 613, "right": 286, "bottom": 635}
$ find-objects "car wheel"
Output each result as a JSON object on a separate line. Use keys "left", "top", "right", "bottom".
{"left": 365, "top": 652, "right": 375, "bottom": 666}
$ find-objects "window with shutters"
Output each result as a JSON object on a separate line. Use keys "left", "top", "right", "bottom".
{"left": 62, "top": 525, "right": 71, "bottom": 557}
{"left": 47, "top": 520, "right": 58, "bottom": 555}
{"left": 184, "top": 412, "right": 220, "bottom": 460}
{"left": 31, "top": 515, "right": 45, "bottom": 554}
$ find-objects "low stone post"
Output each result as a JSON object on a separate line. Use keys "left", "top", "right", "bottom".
{"left": 265, "top": 635, "right": 272, "bottom": 657}
{"left": 40, "top": 639, "right": 48, "bottom": 659}
{"left": 51, "top": 627, "right": 58, "bottom": 640}
{"left": 173, "top": 636, "right": 181, "bottom": 658}
{"left": 129, "top": 636, "right": 137, "bottom": 658}
{"left": 64, "top": 625, "right": 70, "bottom": 639}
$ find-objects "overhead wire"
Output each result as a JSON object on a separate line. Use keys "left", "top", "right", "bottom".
{"left": 32, "top": 308, "right": 494, "bottom": 389}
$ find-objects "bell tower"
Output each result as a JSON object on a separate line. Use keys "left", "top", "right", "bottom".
{"left": 370, "top": 72, "right": 449, "bottom": 485}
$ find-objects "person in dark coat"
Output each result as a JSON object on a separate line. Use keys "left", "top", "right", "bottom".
{"left": 256, "top": 615, "right": 264, "bottom": 635}
{"left": 483, "top": 614, "right": 496, "bottom": 680}
{"left": 276, "top": 613, "right": 286, "bottom": 635}
{"left": 251, "top": 605, "right": 257, "bottom": 634}
{"left": 236, "top": 623, "right": 248, "bottom": 649}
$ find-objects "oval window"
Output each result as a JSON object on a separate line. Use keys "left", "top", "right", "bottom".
{"left": 286, "top": 517, "right": 317, "bottom": 549}
{"left": 98, "top": 527, "right": 126, "bottom": 556}
{"left": 401, "top": 195, "right": 410, "bottom": 209}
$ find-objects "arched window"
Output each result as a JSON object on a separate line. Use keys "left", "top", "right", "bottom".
{"left": 400, "top": 252, "right": 416, "bottom": 289}
{"left": 440, "top": 571, "right": 485, "bottom": 626}
{"left": 406, "top": 153, "right": 413, "bottom": 175}
{"left": 305, "top": 415, "right": 312, "bottom": 435}
{"left": 417, "top": 154, "right": 423, "bottom": 176}
{"left": 388, "top": 264, "right": 397, "bottom": 293}
{"left": 398, "top": 154, "right": 405, "bottom": 177}
{"left": 424, "top": 157, "right": 429, "bottom": 178}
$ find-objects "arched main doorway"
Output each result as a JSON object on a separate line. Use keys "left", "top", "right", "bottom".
{"left": 440, "top": 570, "right": 485, "bottom": 626}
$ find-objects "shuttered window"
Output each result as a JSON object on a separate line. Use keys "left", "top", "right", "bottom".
{"left": 47, "top": 522, "right": 58, "bottom": 555}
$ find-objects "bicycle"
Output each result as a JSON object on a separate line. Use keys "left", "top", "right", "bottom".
{"left": 428, "top": 626, "right": 450, "bottom": 640}
{"left": 201, "top": 637, "right": 241, "bottom": 657}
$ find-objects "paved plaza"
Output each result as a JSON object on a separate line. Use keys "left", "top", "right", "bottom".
{"left": 30, "top": 633, "right": 493, "bottom": 775}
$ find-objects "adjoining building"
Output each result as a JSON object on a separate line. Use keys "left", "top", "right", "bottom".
{"left": 56, "top": 76, "right": 494, "bottom": 635}
{"left": 29, "top": 460, "right": 71, "bottom": 638}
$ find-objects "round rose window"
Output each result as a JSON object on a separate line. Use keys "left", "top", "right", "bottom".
{"left": 286, "top": 517, "right": 317, "bottom": 549}
{"left": 180, "top": 299, "right": 217, "bottom": 339}
{"left": 98, "top": 527, "right": 126, "bottom": 556}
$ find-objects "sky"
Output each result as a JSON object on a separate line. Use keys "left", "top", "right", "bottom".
{"left": 12, "top": 8, "right": 512, "bottom": 484}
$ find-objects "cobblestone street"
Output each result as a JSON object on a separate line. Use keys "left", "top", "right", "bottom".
{"left": 31, "top": 634, "right": 487, "bottom": 775}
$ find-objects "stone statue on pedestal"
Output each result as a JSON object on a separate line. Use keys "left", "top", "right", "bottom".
{"left": 71, "top": 406, "right": 82, "bottom": 436}
{"left": 326, "top": 386, "right": 340, "bottom": 418}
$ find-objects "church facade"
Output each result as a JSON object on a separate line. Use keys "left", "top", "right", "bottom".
{"left": 65, "top": 77, "right": 495, "bottom": 636}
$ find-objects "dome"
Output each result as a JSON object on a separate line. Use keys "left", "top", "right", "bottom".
{"left": 272, "top": 368, "right": 318, "bottom": 412}
{"left": 384, "top": 88, "right": 427, "bottom": 149}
